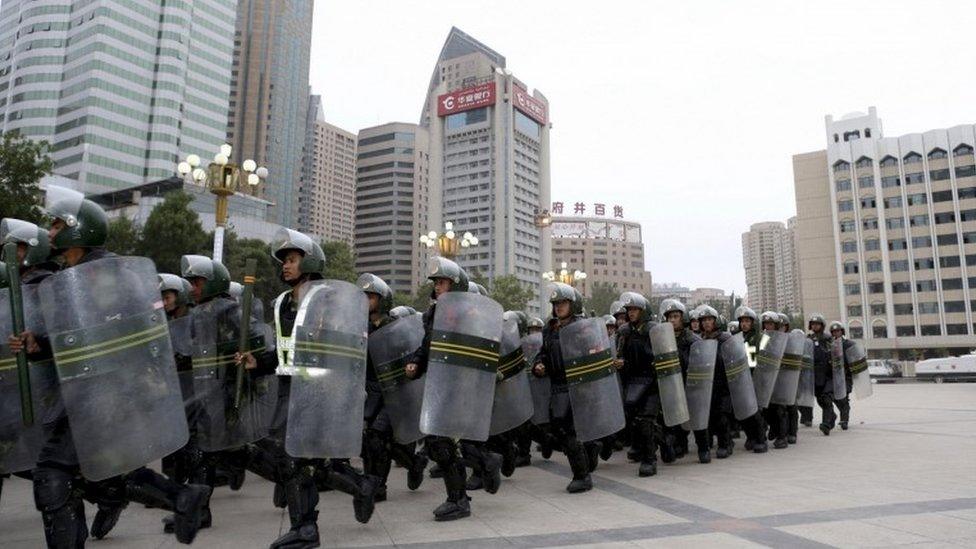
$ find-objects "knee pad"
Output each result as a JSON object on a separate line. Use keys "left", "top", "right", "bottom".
{"left": 427, "top": 438, "right": 459, "bottom": 464}
{"left": 364, "top": 429, "right": 389, "bottom": 458}
{"left": 33, "top": 466, "right": 77, "bottom": 513}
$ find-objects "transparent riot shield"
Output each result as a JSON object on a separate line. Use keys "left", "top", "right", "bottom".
{"left": 559, "top": 317, "right": 625, "bottom": 442}
{"left": 490, "top": 317, "right": 533, "bottom": 435}
{"left": 771, "top": 329, "right": 805, "bottom": 406}
{"left": 830, "top": 339, "right": 848, "bottom": 400}
{"left": 845, "top": 340, "right": 872, "bottom": 400}
{"left": 754, "top": 330, "right": 787, "bottom": 408}
{"left": 419, "top": 292, "right": 503, "bottom": 441}
{"left": 720, "top": 333, "right": 759, "bottom": 421}
{"left": 286, "top": 280, "right": 368, "bottom": 459}
{"left": 522, "top": 333, "right": 550, "bottom": 425}
{"left": 649, "top": 323, "right": 690, "bottom": 427}
{"left": 369, "top": 313, "right": 425, "bottom": 444}
{"left": 40, "top": 257, "right": 188, "bottom": 481}
{"left": 685, "top": 339, "right": 717, "bottom": 431}
{"left": 796, "top": 338, "right": 816, "bottom": 408}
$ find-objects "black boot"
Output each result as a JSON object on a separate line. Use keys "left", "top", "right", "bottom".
{"left": 635, "top": 418, "right": 657, "bottom": 477}
{"left": 465, "top": 471, "right": 484, "bottom": 491}
{"left": 91, "top": 504, "right": 124, "bottom": 539}
{"left": 274, "top": 483, "right": 287, "bottom": 508}
{"left": 599, "top": 437, "right": 614, "bottom": 461}
{"left": 406, "top": 455, "right": 428, "bottom": 491}
{"left": 273, "top": 467, "right": 320, "bottom": 549}
{"left": 585, "top": 441, "right": 601, "bottom": 473}
{"left": 787, "top": 435, "right": 797, "bottom": 444}
{"left": 773, "top": 438, "right": 788, "bottom": 449}
{"left": 482, "top": 452, "right": 503, "bottom": 494}
{"left": 565, "top": 440, "right": 593, "bottom": 493}
{"left": 324, "top": 461, "right": 378, "bottom": 524}
{"left": 698, "top": 449, "right": 711, "bottom": 463}
{"left": 434, "top": 461, "right": 471, "bottom": 521}
{"left": 752, "top": 441, "right": 768, "bottom": 453}
{"left": 270, "top": 523, "right": 320, "bottom": 549}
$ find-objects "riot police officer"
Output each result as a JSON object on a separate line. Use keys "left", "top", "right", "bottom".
{"left": 829, "top": 321, "right": 854, "bottom": 430}
{"left": 360, "top": 273, "right": 428, "bottom": 500}
{"left": 760, "top": 312, "right": 789, "bottom": 450}
{"left": 616, "top": 293, "right": 660, "bottom": 476}
{"left": 808, "top": 314, "right": 842, "bottom": 435}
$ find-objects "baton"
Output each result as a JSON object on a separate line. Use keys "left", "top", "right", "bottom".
{"left": 4, "top": 242, "right": 33, "bottom": 426}
{"left": 233, "top": 258, "right": 257, "bottom": 410}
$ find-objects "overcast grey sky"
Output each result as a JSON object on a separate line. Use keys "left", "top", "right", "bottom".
{"left": 309, "top": 0, "right": 976, "bottom": 295}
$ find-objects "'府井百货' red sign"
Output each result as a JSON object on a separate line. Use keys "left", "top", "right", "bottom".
{"left": 437, "top": 83, "right": 496, "bottom": 117}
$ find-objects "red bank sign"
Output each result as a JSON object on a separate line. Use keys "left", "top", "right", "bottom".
{"left": 513, "top": 87, "right": 547, "bottom": 125}
{"left": 437, "top": 82, "right": 496, "bottom": 117}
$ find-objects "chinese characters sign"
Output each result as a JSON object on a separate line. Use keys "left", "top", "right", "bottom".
{"left": 513, "top": 86, "right": 548, "bottom": 125}
{"left": 437, "top": 82, "right": 497, "bottom": 117}
{"left": 551, "top": 202, "right": 624, "bottom": 218}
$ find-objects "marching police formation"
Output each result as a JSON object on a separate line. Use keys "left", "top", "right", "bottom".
{"left": 0, "top": 187, "right": 873, "bottom": 548}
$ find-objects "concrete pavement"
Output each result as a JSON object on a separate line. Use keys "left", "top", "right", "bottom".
{"left": 1, "top": 382, "right": 974, "bottom": 548}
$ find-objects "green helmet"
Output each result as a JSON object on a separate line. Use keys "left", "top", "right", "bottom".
{"left": 45, "top": 186, "right": 108, "bottom": 250}
{"left": 358, "top": 273, "right": 393, "bottom": 315}
{"left": 158, "top": 273, "right": 192, "bottom": 308}
{"left": 734, "top": 305, "right": 758, "bottom": 323}
{"left": 527, "top": 316, "right": 544, "bottom": 329}
{"left": 778, "top": 313, "right": 790, "bottom": 327}
{"left": 503, "top": 310, "right": 528, "bottom": 336}
{"left": 609, "top": 300, "right": 626, "bottom": 317}
{"left": 548, "top": 282, "right": 582, "bottom": 316}
{"left": 427, "top": 256, "right": 469, "bottom": 292}
{"left": 728, "top": 320, "right": 740, "bottom": 334}
{"left": 1, "top": 218, "right": 51, "bottom": 268}
{"left": 697, "top": 305, "right": 719, "bottom": 320}
{"left": 828, "top": 320, "right": 845, "bottom": 335}
{"left": 659, "top": 298, "right": 686, "bottom": 321}
{"left": 760, "top": 310, "right": 781, "bottom": 329}
{"left": 180, "top": 254, "right": 231, "bottom": 302}
{"left": 808, "top": 313, "right": 826, "bottom": 330}
{"left": 271, "top": 228, "right": 326, "bottom": 279}
{"left": 572, "top": 288, "right": 586, "bottom": 316}
{"left": 468, "top": 282, "right": 488, "bottom": 296}
{"left": 390, "top": 305, "right": 417, "bottom": 319}
{"left": 619, "top": 292, "right": 647, "bottom": 311}
{"left": 603, "top": 314, "right": 616, "bottom": 327}
{"left": 688, "top": 307, "right": 703, "bottom": 321}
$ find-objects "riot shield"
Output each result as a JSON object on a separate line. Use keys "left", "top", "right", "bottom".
{"left": 684, "top": 339, "right": 716, "bottom": 431}
{"left": 830, "top": 339, "right": 848, "bottom": 400}
{"left": 191, "top": 298, "right": 276, "bottom": 453}
{"left": 754, "top": 330, "right": 787, "bottom": 408}
{"left": 419, "top": 292, "right": 502, "bottom": 442}
{"left": 166, "top": 315, "right": 195, "bottom": 411}
{"left": 522, "top": 333, "right": 550, "bottom": 425}
{"left": 845, "top": 341, "right": 872, "bottom": 400}
{"left": 0, "top": 285, "right": 59, "bottom": 474}
{"left": 796, "top": 339, "right": 816, "bottom": 408}
{"left": 649, "top": 323, "right": 690, "bottom": 427}
{"left": 39, "top": 257, "right": 188, "bottom": 481}
{"left": 720, "top": 334, "right": 759, "bottom": 421}
{"left": 490, "top": 316, "right": 534, "bottom": 435}
{"left": 286, "top": 280, "right": 368, "bottom": 459}
{"left": 368, "top": 313, "right": 425, "bottom": 444}
{"left": 559, "top": 318, "right": 625, "bottom": 442}
{"left": 771, "top": 330, "right": 804, "bottom": 406}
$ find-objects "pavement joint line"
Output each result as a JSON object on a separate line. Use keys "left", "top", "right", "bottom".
{"left": 857, "top": 426, "right": 976, "bottom": 439}
{"left": 751, "top": 497, "right": 976, "bottom": 527}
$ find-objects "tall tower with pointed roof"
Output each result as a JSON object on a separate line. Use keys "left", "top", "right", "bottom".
{"left": 421, "top": 28, "right": 552, "bottom": 313}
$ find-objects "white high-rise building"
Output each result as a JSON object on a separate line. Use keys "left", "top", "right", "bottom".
{"left": 420, "top": 28, "right": 551, "bottom": 313}
{"left": 0, "top": 0, "right": 236, "bottom": 189}
{"left": 742, "top": 220, "right": 801, "bottom": 313}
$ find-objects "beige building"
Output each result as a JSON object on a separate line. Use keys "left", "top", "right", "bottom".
{"left": 354, "top": 123, "right": 432, "bottom": 294}
{"left": 793, "top": 107, "right": 976, "bottom": 358}
{"left": 300, "top": 96, "right": 356, "bottom": 245}
{"left": 227, "top": 0, "right": 313, "bottom": 226}
{"left": 421, "top": 27, "right": 551, "bottom": 314}
{"left": 690, "top": 287, "right": 727, "bottom": 306}
{"left": 551, "top": 215, "right": 652, "bottom": 298}
{"left": 742, "top": 221, "right": 800, "bottom": 313}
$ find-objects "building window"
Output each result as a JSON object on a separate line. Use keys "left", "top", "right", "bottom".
{"left": 883, "top": 196, "right": 902, "bottom": 208}
{"left": 445, "top": 107, "right": 488, "bottom": 130}
{"left": 930, "top": 168, "right": 950, "bottom": 181}
{"left": 868, "top": 282, "right": 885, "bottom": 294}
{"left": 907, "top": 193, "right": 927, "bottom": 206}
{"left": 844, "top": 130, "right": 861, "bottom": 142}
{"left": 843, "top": 261, "right": 859, "bottom": 274}
{"left": 958, "top": 186, "right": 976, "bottom": 199}
{"left": 858, "top": 176, "right": 875, "bottom": 188}
{"left": 841, "top": 241, "right": 857, "bottom": 253}
{"left": 888, "top": 238, "right": 907, "bottom": 251}
{"left": 920, "top": 325, "right": 941, "bottom": 336}
{"left": 928, "top": 148, "right": 948, "bottom": 160}
{"left": 836, "top": 179, "right": 851, "bottom": 191}
{"left": 904, "top": 152, "right": 922, "bottom": 164}
{"left": 845, "top": 283, "right": 861, "bottom": 296}
{"left": 934, "top": 212, "right": 956, "bottom": 224}
{"left": 862, "top": 218, "right": 879, "bottom": 230}
{"left": 864, "top": 239, "right": 881, "bottom": 251}
{"left": 953, "top": 144, "right": 973, "bottom": 157}
{"left": 909, "top": 214, "right": 929, "bottom": 227}
{"left": 833, "top": 160, "right": 850, "bottom": 173}
{"left": 870, "top": 303, "right": 886, "bottom": 316}
{"left": 932, "top": 190, "right": 953, "bottom": 203}
{"left": 872, "top": 324, "right": 887, "bottom": 338}
{"left": 915, "top": 257, "right": 935, "bottom": 270}
{"left": 894, "top": 303, "right": 913, "bottom": 315}
{"left": 838, "top": 200, "right": 853, "bottom": 212}
{"left": 890, "top": 260, "right": 909, "bottom": 272}
{"left": 881, "top": 175, "right": 901, "bottom": 188}
{"left": 891, "top": 282, "right": 912, "bottom": 293}
{"left": 896, "top": 325, "right": 916, "bottom": 336}
{"left": 880, "top": 155, "right": 898, "bottom": 168}
{"left": 855, "top": 156, "right": 873, "bottom": 168}
{"left": 937, "top": 233, "right": 959, "bottom": 246}
{"left": 867, "top": 260, "right": 883, "bottom": 272}
{"left": 916, "top": 279, "right": 937, "bottom": 292}
{"left": 918, "top": 302, "right": 940, "bottom": 314}
{"left": 954, "top": 165, "right": 975, "bottom": 178}
{"left": 944, "top": 300, "right": 966, "bottom": 312}
{"left": 840, "top": 220, "right": 856, "bottom": 233}
{"left": 850, "top": 326, "right": 864, "bottom": 339}
{"left": 946, "top": 324, "right": 968, "bottom": 335}
{"left": 848, "top": 305, "right": 862, "bottom": 316}
{"left": 905, "top": 172, "right": 925, "bottom": 185}
{"left": 942, "top": 277, "right": 963, "bottom": 290}
{"left": 940, "top": 256, "right": 961, "bottom": 268}
{"left": 861, "top": 196, "right": 877, "bottom": 209}
{"left": 514, "top": 111, "right": 540, "bottom": 139}
{"left": 886, "top": 217, "right": 905, "bottom": 229}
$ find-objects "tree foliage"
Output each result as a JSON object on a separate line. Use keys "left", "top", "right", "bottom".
{"left": 221, "top": 230, "right": 283, "bottom": 319}
{"left": 105, "top": 215, "right": 141, "bottom": 256}
{"left": 488, "top": 275, "right": 536, "bottom": 312}
{"left": 586, "top": 282, "right": 620, "bottom": 318}
{"left": 139, "top": 191, "right": 208, "bottom": 275}
{"left": 321, "top": 240, "right": 357, "bottom": 283}
{"left": 0, "top": 131, "right": 52, "bottom": 224}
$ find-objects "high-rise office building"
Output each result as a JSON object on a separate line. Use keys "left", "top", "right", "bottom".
{"left": 793, "top": 107, "right": 976, "bottom": 357}
{"left": 298, "top": 95, "right": 356, "bottom": 245}
{"left": 354, "top": 122, "right": 431, "bottom": 294}
{"left": 0, "top": 0, "right": 236, "bottom": 189}
{"left": 421, "top": 27, "right": 551, "bottom": 313}
{"left": 227, "top": 0, "right": 313, "bottom": 227}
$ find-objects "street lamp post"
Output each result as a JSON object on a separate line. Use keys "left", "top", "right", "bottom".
{"left": 419, "top": 221, "right": 478, "bottom": 260}
{"left": 533, "top": 207, "right": 553, "bottom": 229}
{"left": 543, "top": 261, "right": 587, "bottom": 289}
{"left": 178, "top": 144, "right": 266, "bottom": 263}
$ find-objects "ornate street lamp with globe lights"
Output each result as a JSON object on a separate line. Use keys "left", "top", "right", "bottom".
{"left": 177, "top": 144, "right": 266, "bottom": 262}
{"left": 543, "top": 261, "right": 587, "bottom": 288}
{"left": 418, "top": 221, "right": 478, "bottom": 260}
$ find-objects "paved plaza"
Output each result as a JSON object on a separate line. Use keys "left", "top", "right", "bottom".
{"left": 1, "top": 382, "right": 974, "bottom": 548}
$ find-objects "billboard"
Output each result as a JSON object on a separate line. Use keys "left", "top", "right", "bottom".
{"left": 513, "top": 86, "right": 547, "bottom": 125}
{"left": 437, "top": 82, "right": 496, "bottom": 117}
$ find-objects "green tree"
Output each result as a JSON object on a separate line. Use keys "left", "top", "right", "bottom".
{"left": 321, "top": 241, "right": 357, "bottom": 282}
{"left": 587, "top": 282, "right": 620, "bottom": 318}
{"left": 409, "top": 282, "right": 433, "bottom": 311}
{"left": 139, "top": 191, "right": 208, "bottom": 275}
{"left": 0, "top": 131, "right": 53, "bottom": 223}
{"left": 489, "top": 275, "right": 535, "bottom": 312}
{"left": 221, "top": 230, "right": 282, "bottom": 320}
{"left": 105, "top": 215, "right": 141, "bottom": 255}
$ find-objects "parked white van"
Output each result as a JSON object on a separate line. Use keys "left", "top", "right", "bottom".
{"left": 914, "top": 354, "right": 976, "bottom": 383}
